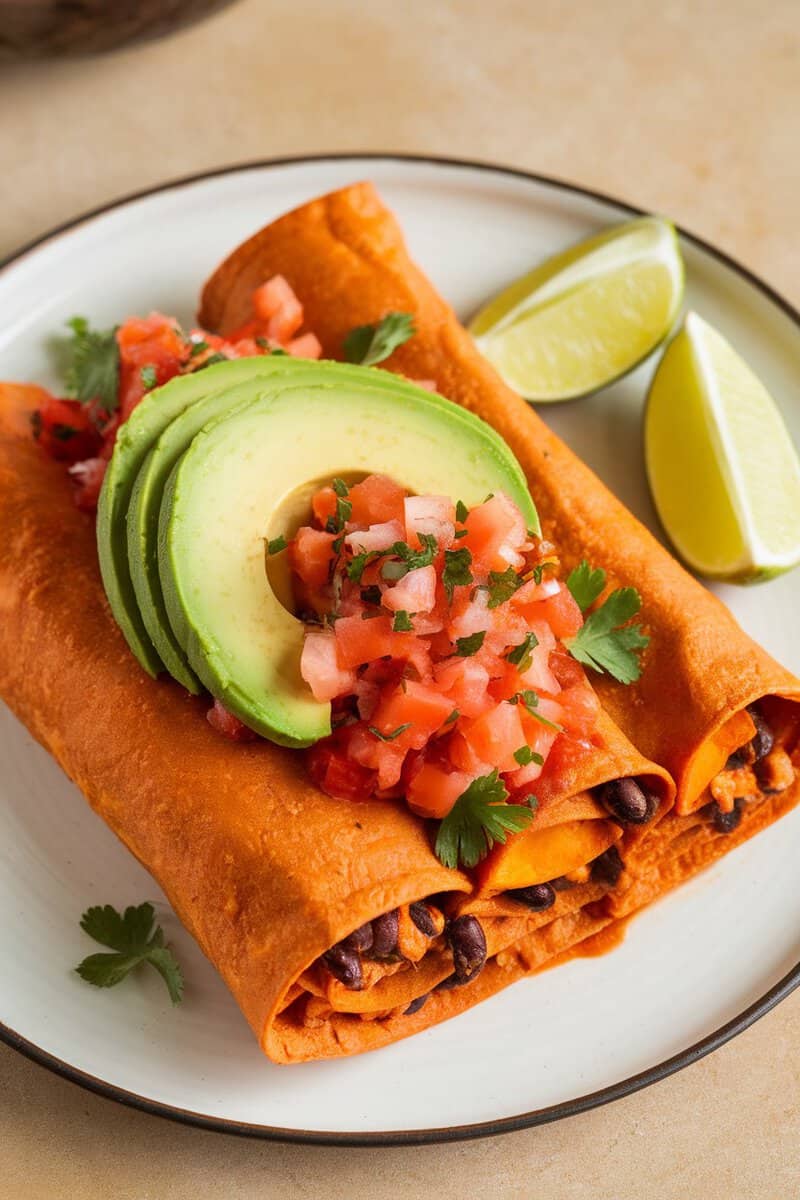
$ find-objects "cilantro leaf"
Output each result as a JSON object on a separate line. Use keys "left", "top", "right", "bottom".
{"left": 189, "top": 339, "right": 210, "bottom": 357}
{"left": 566, "top": 587, "right": 649, "bottom": 684}
{"left": 566, "top": 560, "right": 607, "bottom": 611}
{"left": 453, "top": 631, "right": 486, "bottom": 657}
{"left": 267, "top": 535, "right": 287, "bottom": 555}
{"left": 434, "top": 771, "right": 535, "bottom": 869}
{"left": 368, "top": 723, "right": 411, "bottom": 742}
{"left": 513, "top": 745, "right": 544, "bottom": 766}
{"left": 381, "top": 534, "right": 438, "bottom": 581}
{"left": 444, "top": 708, "right": 460, "bottom": 726}
{"left": 505, "top": 631, "right": 539, "bottom": 670}
{"left": 486, "top": 566, "right": 523, "bottom": 609}
{"left": 442, "top": 547, "right": 473, "bottom": 600}
{"left": 455, "top": 500, "right": 469, "bottom": 524}
{"left": 325, "top": 480, "right": 353, "bottom": 533}
{"left": 392, "top": 610, "right": 413, "bottom": 632}
{"left": 64, "top": 316, "right": 120, "bottom": 413}
{"left": 140, "top": 364, "right": 158, "bottom": 390}
{"left": 75, "top": 902, "right": 183, "bottom": 1004}
{"left": 343, "top": 312, "right": 415, "bottom": 367}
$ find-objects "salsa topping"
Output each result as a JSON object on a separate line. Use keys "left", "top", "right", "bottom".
{"left": 287, "top": 473, "right": 615, "bottom": 869}
{"left": 31, "top": 276, "right": 322, "bottom": 511}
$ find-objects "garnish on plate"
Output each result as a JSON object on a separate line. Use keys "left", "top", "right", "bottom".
{"left": 75, "top": 902, "right": 184, "bottom": 1004}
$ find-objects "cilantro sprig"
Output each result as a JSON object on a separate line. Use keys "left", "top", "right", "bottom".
{"left": 564, "top": 564, "right": 649, "bottom": 684}
{"left": 343, "top": 312, "right": 415, "bottom": 367}
{"left": 75, "top": 902, "right": 183, "bottom": 1004}
{"left": 64, "top": 316, "right": 120, "bottom": 413}
{"left": 453, "top": 631, "right": 485, "bottom": 657}
{"left": 505, "top": 631, "right": 539, "bottom": 670}
{"left": 435, "top": 771, "right": 535, "bottom": 869}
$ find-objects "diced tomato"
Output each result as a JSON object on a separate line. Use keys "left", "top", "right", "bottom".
{"left": 382, "top": 564, "right": 437, "bottom": 614}
{"left": 407, "top": 763, "right": 472, "bottom": 820}
{"left": 286, "top": 332, "right": 322, "bottom": 359}
{"left": 538, "top": 584, "right": 584, "bottom": 640}
{"left": 347, "top": 474, "right": 407, "bottom": 527}
{"left": 252, "top": 275, "right": 304, "bottom": 342}
{"left": 404, "top": 495, "right": 455, "bottom": 548}
{"left": 448, "top": 730, "right": 493, "bottom": 776}
{"left": 116, "top": 313, "right": 187, "bottom": 421}
{"left": 333, "top": 614, "right": 430, "bottom": 680}
{"left": 311, "top": 486, "right": 337, "bottom": 528}
{"left": 289, "top": 527, "right": 337, "bottom": 589}
{"left": 206, "top": 699, "right": 259, "bottom": 742}
{"left": 434, "top": 657, "right": 492, "bottom": 719}
{"left": 462, "top": 492, "right": 528, "bottom": 572}
{"left": 307, "top": 736, "right": 377, "bottom": 801}
{"left": 31, "top": 396, "right": 103, "bottom": 464}
{"left": 300, "top": 630, "right": 356, "bottom": 702}
{"left": 461, "top": 703, "right": 527, "bottom": 773}
{"left": 68, "top": 457, "right": 107, "bottom": 512}
{"left": 369, "top": 680, "right": 454, "bottom": 750}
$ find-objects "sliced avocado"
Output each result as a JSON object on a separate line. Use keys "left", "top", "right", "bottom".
{"left": 157, "top": 365, "right": 537, "bottom": 746}
{"left": 128, "top": 359, "right": 539, "bottom": 694}
{"left": 97, "top": 356, "right": 296, "bottom": 677}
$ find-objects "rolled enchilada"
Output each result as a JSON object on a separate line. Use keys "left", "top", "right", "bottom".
{"left": 0, "top": 363, "right": 669, "bottom": 1061}
{"left": 199, "top": 182, "right": 800, "bottom": 922}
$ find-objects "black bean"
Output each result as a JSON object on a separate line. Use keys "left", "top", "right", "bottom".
{"left": 710, "top": 798, "right": 744, "bottom": 835}
{"left": 747, "top": 706, "right": 774, "bottom": 763}
{"left": 404, "top": 993, "right": 430, "bottom": 1015}
{"left": 446, "top": 915, "right": 487, "bottom": 983}
{"left": 342, "top": 923, "right": 373, "bottom": 954}
{"left": 370, "top": 910, "right": 399, "bottom": 958}
{"left": 599, "top": 778, "right": 658, "bottom": 825}
{"left": 505, "top": 883, "right": 556, "bottom": 912}
{"left": 590, "top": 845, "right": 625, "bottom": 887}
{"left": 409, "top": 901, "right": 438, "bottom": 937}
{"left": 321, "top": 944, "right": 363, "bottom": 990}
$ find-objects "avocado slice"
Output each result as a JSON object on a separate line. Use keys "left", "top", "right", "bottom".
{"left": 97, "top": 356, "right": 299, "bottom": 677}
{"left": 127, "top": 359, "right": 540, "bottom": 695}
{"left": 156, "top": 365, "right": 537, "bottom": 746}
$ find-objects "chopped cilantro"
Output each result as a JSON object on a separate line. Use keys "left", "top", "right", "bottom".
{"left": 64, "top": 316, "right": 120, "bottom": 413}
{"left": 566, "top": 587, "right": 649, "bottom": 684}
{"left": 266, "top": 535, "right": 288, "bottom": 555}
{"left": 380, "top": 534, "right": 438, "bottom": 581}
{"left": 195, "top": 352, "right": 228, "bottom": 370}
{"left": 453, "top": 631, "right": 486, "bottom": 657}
{"left": 454, "top": 528, "right": 469, "bottom": 539}
{"left": 455, "top": 499, "right": 469, "bottom": 524}
{"left": 392, "top": 610, "right": 413, "bottom": 632}
{"left": 434, "top": 771, "right": 535, "bottom": 869}
{"left": 189, "top": 339, "right": 210, "bottom": 358}
{"left": 343, "top": 312, "right": 415, "bottom": 367}
{"left": 505, "top": 631, "right": 539, "bottom": 670}
{"left": 325, "top": 478, "right": 352, "bottom": 532}
{"left": 508, "top": 689, "right": 563, "bottom": 731}
{"left": 368, "top": 723, "right": 411, "bottom": 742}
{"left": 75, "top": 902, "right": 183, "bottom": 1004}
{"left": 566, "top": 560, "right": 607, "bottom": 611}
{"left": 443, "top": 708, "right": 460, "bottom": 726}
{"left": 487, "top": 566, "right": 522, "bottom": 608}
{"left": 442, "top": 546, "right": 473, "bottom": 600}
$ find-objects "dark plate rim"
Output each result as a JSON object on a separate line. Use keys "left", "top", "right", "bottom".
{"left": 1, "top": 151, "right": 799, "bottom": 1148}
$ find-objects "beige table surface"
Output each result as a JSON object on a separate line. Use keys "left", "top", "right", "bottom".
{"left": 1, "top": 1, "right": 799, "bottom": 1195}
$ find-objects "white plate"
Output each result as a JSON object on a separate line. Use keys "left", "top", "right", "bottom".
{"left": 1, "top": 155, "right": 799, "bottom": 1145}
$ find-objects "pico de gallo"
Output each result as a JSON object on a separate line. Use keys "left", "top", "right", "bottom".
{"left": 31, "top": 275, "right": 321, "bottom": 511}
{"left": 282, "top": 474, "right": 602, "bottom": 838}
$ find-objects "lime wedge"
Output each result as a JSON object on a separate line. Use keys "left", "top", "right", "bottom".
{"left": 645, "top": 312, "right": 800, "bottom": 583}
{"left": 469, "top": 217, "right": 684, "bottom": 402}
